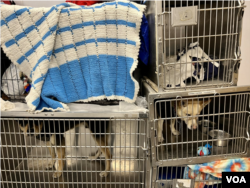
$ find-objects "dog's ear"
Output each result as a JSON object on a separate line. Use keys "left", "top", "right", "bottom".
{"left": 200, "top": 99, "right": 211, "bottom": 108}
{"left": 180, "top": 100, "right": 188, "bottom": 107}
{"left": 174, "top": 100, "right": 188, "bottom": 108}
{"left": 34, "top": 122, "right": 43, "bottom": 134}
{"left": 19, "top": 123, "right": 28, "bottom": 134}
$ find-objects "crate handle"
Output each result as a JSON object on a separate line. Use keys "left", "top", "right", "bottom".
{"left": 247, "top": 113, "right": 250, "bottom": 141}
{"left": 141, "top": 146, "right": 149, "bottom": 151}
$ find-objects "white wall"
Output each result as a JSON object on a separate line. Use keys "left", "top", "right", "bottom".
{"left": 238, "top": 1, "right": 250, "bottom": 86}
{"left": 15, "top": 0, "right": 65, "bottom": 7}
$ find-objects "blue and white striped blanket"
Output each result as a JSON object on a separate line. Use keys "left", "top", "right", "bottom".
{"left": 1, "top": 1, "right": 145, "bottom": 112}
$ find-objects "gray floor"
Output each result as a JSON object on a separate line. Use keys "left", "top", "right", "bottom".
{"left": 2, "top": 158, "right": 145, "bottom": 188}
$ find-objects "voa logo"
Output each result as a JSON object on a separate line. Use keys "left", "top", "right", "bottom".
{"left": 226, "top": 176, "right": 246, "bottom": 184}
{"left": 223, "top": 172, "right": 250, "bottom": 188}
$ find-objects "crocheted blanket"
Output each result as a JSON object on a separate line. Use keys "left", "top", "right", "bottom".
{"left": 0, "top": 1, "right": 145, "bottom": 112}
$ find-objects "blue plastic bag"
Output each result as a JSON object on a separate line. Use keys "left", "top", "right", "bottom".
{"left": 139, "top": 14, "right": 149, "bottom": 65}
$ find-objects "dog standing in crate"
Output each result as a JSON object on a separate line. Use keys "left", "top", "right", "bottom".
{"left": 156, "top": 99, "right": 211, "bottom": 143}
{"left": 18, "top": 120, "right": 111, "bottom": 178}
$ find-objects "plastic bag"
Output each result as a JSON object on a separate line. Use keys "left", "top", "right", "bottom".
{"left": 139, "top": 14, "right": 149, "bottom": 65}
{"left": 135, "top": 96, "right": 148, "bottom": 109}
{"left": 0, "top": 98, "right": 15, "bottom": 111}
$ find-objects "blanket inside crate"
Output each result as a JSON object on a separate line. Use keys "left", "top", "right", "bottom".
{"left": 183, "top": 158, "right": 250, "bottom": 188}
{"left": 0, "top": 1, "right": 145, "bottom": 112}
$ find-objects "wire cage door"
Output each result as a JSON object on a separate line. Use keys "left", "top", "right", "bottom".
{"left": 1, "top": 118, "right": 149, "bottom": 188}
{"left": 151, "top": 92, "right": 250, "bottom": 167}
{"left": 151, "top": 0, "right": 245, "bottom": 91}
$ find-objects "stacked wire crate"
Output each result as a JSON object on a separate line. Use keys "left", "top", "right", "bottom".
{"left": 0, "top": 106, "right": 151, "bottom": 185}
{"left": 1, "top": 39, "right": 150, "bottom": 187}
{"left": 1, "top": 107, "right": 150, "bottom": 188}
{"left": 1, "top": 45, "right": 150, "bottom": 187}
{"left": 144, "top": 0, "right": 249, "bottom": 188}
{"left": 0, "top": 11, "right": 150, "bottom": 188}
{"left": 0, "top": 1, "right": 152, "bottom": 188}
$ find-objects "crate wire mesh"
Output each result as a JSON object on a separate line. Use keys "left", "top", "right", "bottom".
{"left": 1, "top": 118, "right": 148, "bottom": 188}
{"left": 146, "top": 0, "right": 245, "bottom": 91}
{"left": 153, "top": 92, "right": 250, "bottom": 166}
{"left": 1, "top": 48, "right": 27, "bottom": 102}
{"left": 144, "top": 86, "right": 250, "bottom": 188}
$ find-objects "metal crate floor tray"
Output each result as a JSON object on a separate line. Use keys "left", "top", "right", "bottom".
{"left": 1, "top": 101, "right": 148, "bottom": 118}
{"left": 2, "top": 157, "right": 145, "bottom": 188}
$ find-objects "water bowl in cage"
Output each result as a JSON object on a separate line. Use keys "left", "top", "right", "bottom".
{"left": 209, "top": 130, "right": 231, "bottom": 147}
{"left": 198, "top": 120, "right": 218, "bottom": 135}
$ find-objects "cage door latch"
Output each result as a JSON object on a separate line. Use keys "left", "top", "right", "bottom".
{"left": 141, "top": 138, "right": 151, "bottom": 156}
{"left": 141, "top": 146, "right": 149, "bottom": 151}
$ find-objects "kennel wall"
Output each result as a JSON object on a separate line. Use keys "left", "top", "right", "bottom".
{"left": 1, "top": 106, "right": 150, "bottom": 188}
{"left": 142, "top": 82, "right": 250, "bottom": 188}
{"left": 145, "top": 0, "right": 245, "bottom": 91}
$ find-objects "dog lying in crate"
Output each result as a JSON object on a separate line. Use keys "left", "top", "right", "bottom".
{"left": 18, "top": 120, "right": 111, "bottom": 178}
{"left": 156, "top": 99, "right": 211, "bottom": 143}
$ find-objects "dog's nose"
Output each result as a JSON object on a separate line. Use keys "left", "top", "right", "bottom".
{"left": 191, "top": 124, "right": 197, "bottom": 129}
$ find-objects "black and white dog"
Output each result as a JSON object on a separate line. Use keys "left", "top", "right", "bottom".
{"left": 18, "top": 120, "right": 111, "bottom": 178}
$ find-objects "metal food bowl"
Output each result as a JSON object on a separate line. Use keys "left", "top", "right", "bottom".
{"left": 198, "top": 120, "right": 217, "bottom": 135}
{"left": 209, "top": 130, "right": 231, "bottom": 147}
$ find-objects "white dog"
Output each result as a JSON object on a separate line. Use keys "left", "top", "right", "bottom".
{"left": 157, "top": 99, "right": 211, "bottom": 142}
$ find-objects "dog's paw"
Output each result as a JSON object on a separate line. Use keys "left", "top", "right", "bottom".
{"left": 99, "top": 171, "right": 108, "bottom": 178}
{"left": 157, "top": 136, "right": 164, "bottom": 143}
{"left": 45, "top": 163, "right": 54, "bottom": 170}
{"left": 172, "top": 130, "right": 181, "bottom": 136}
{"left": 87, "top": 156, "right": 97, "bottom": 161}
{"left": 53, "top": 172, "right": 62, "bottom": 179}
{"left": 45, "top": 162, "right": 54, "bottom": 170}
{"left": 180, "top": 82, "right": 186, "bottom": 87}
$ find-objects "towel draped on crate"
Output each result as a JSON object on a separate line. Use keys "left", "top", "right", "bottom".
{"left": 0, "top": 1, "right": 145, "bottom": 112}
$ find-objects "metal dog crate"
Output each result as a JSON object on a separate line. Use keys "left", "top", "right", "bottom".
{"left": 145, "top": 0, "right": 245, "bottom": 91}
{"left": 1, "top": 108, "right": 150, "bottom": 188}
{"left": 142, "top": 81, "right": 250, "bottom": 188}
{"left": 154, "top": 93, "right": 250, "bottom": 164}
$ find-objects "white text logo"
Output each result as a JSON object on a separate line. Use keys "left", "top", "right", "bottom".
{"left": 226, "top": 176, "right": 246, "bottom": 184}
